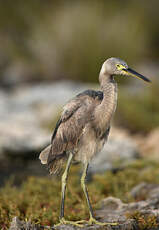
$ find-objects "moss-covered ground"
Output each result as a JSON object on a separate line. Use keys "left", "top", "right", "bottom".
{"left": 0, "top": 159, "right": 159, "bottom": 229}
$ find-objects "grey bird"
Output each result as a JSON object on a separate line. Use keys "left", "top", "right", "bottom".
{"left": 39, "top": 57, "right": 150, "bottom": 227}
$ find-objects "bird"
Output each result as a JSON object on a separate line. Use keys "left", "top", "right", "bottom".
{"left": 39, "top": 57, "right": 150, "bottom": 227}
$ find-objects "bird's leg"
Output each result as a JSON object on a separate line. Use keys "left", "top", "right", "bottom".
{"left": 60, "top": 153, "right": 73, "bottom": 220}
{"left": 54, "top": 153, "right": 84, "bottom": 228}
{"left": 81, "top": 163, "right": 94, "bottom": 219}
{"left": 79, "top": 162, "right": 117, "bottom": 226}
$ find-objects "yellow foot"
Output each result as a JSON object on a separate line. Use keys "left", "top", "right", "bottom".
{"left": 67, "top": 217, "right": 118, "bottom": 226}
{"left": 87, "top": 217, "right": 118, "bottom": 226}
{"left": 54, "top": 217, "right": 84, "bottom": 228}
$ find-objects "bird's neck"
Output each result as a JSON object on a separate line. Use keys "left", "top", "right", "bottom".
{"left": 94, "top": 73, "right": 117, "bottom": 132}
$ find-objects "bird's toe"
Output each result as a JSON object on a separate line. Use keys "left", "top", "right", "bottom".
{"left": 54, "top": 218, "right": 84, "bottom": 228}
{"left": 88, "top": 217, "right": 118, "bottom": 226}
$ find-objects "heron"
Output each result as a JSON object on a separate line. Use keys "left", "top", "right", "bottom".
{"left": 39, "top": 57, "right": 150, "bottom": 227}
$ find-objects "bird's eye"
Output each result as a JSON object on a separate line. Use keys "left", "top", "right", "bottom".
{"left": 116, "top": 64, "right": 125, "bottom": 71}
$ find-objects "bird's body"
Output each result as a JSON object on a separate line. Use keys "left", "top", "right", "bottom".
{"left": 39, "top": 57, "right": 150, "bottom": 227}
{"left": 40, "top": 68, "right": 117, "bottom": 173}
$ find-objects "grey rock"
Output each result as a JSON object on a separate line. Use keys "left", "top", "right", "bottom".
{"left": 9, "top": 216, "right": 135, "bottom": 230}
{"left": 9, "top": 217, "right": 43, "bottom": 230}
{"left": 96, "top": 183, "right": 159, "bottom": 229}
{"left": 130, "top": 182, "right": 158, "bottom": 200}
{"left": 0, "top": 120, "right": 50, "bottom": 158}
{"left": 0, "top": 82, "right": 88, "bottom": 158}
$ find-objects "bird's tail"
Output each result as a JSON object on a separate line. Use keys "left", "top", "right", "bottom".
{"left": 39, "top": 145, "right": 66, "bottom": 175}
{"left": 39, "top": 144, "right": 51, "bottom": 164}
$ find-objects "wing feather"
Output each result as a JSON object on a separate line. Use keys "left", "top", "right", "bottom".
{"left": 46, "top": 90, "right": 103, "bottom": 172}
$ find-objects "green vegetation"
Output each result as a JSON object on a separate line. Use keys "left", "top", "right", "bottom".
{"left": 1, "top": 160, "right": 159, "bottom": 229}
{"left": 126, "top": 211, "right": 158, "bottom": 230}
{"left": 0, "top": 0, "right": 159, "bottom": 82}
{"left": 115, "top": 81, "right": 159, "bottom": 133}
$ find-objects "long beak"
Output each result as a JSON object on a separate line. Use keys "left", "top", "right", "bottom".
{"left": 124, "top": 68, "right": 151, "bottom": 83}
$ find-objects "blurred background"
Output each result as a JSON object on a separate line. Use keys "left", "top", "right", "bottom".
{"left": 0, "top": 0, "right": 159, "bottom": 228}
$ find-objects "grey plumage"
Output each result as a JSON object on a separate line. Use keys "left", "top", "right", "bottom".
{"left": 40, "top": 89, "right": 106, "bottom": 174}
{"left": 39, "top": 57, "right": 150, "bottom": 174}
{"left": 39, "top": 57, "right": 150, "bottom": 226}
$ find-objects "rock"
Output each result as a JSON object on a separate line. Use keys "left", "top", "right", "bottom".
{"left": 130, "top": 183, "right": 158, "bottom": 200}
{"left": 9, "top": 183, "right": 159, "bottom": 229}
{"left": 0, "top": 121, "right": 50, "bottom": 158}
{"left": 9, "top": 216, "right": 135, "bottom": 230}
{"left": 9, "top": 217, "right": 43, "bottom": 230}
{"left": 136, "top": 128, "right": 159, "bottom": 160}
{"left": 0, "top": 82, "right": 88, "bottom": 158}
{"left": 96, "top": 183, "right": 159, "bottom": 229}
{"left": 89, "top": 127, "right": 139, "bottom": 174}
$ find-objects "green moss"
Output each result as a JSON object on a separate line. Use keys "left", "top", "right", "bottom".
{"left": 0, "top": 159, "right": 159, "bottom": 229}
{"left": 126, "top": 211, "right": 159, "bottom": 230}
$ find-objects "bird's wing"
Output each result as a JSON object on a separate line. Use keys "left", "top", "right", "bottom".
{"left": 45, "top": 90, "right": 103, "bottom": 168}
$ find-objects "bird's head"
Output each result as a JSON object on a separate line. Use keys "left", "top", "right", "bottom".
{"left": 100, "top": 57, "right": 151, "bottom": 82}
